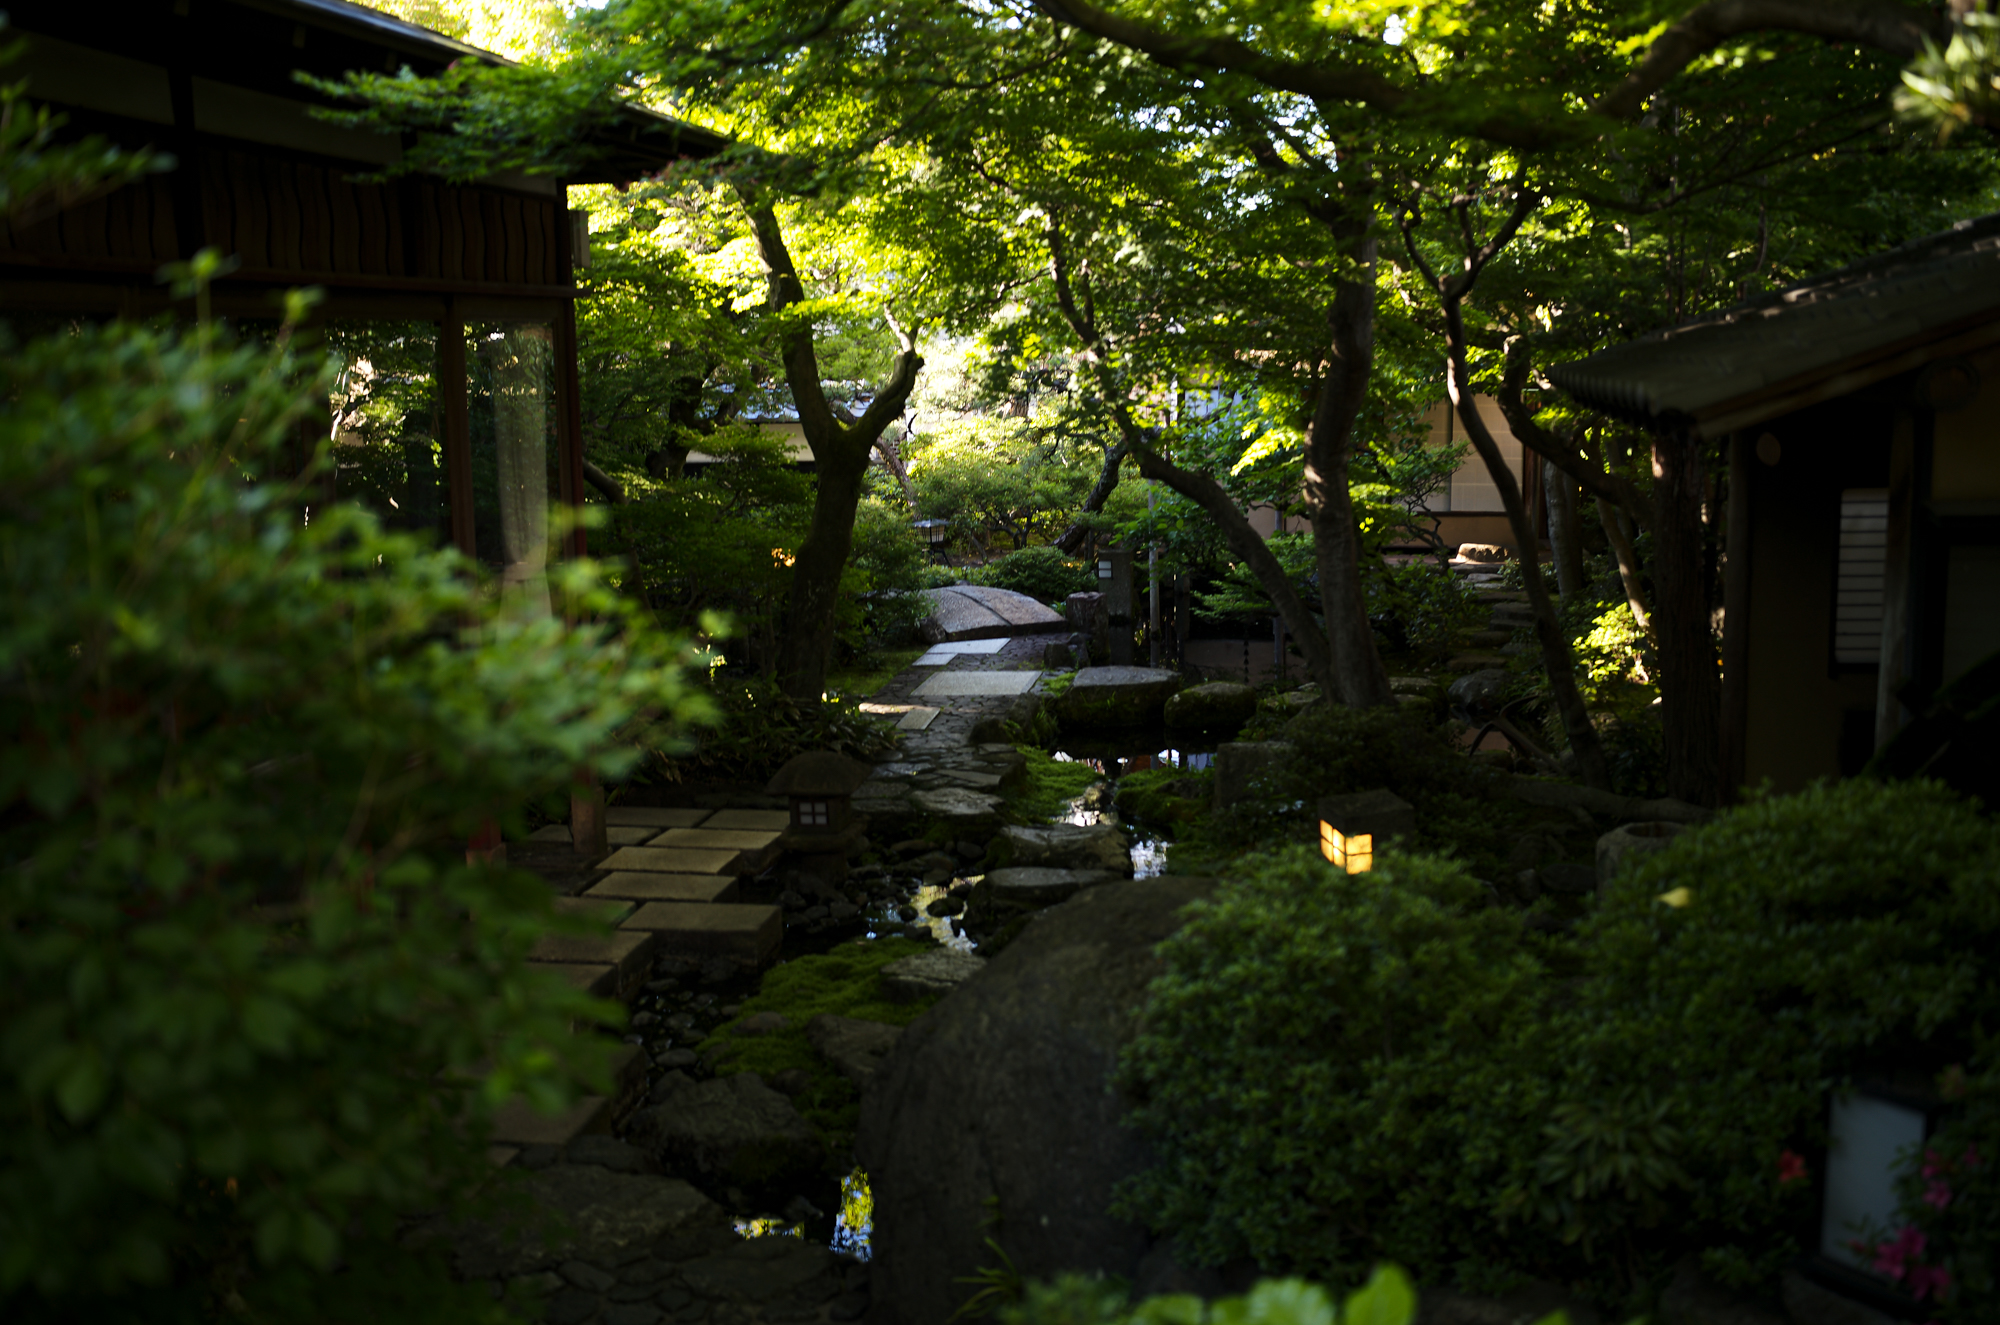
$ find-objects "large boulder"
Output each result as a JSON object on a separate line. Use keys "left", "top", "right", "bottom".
{"left": 981, "top": 866, "right": 1117, "bottom": 906}
{"left": 412, "top": 1164, "right": 723, "bottom": 1279}
{"left": 627, "top": 1073, "right": 821, "bottom": 1196}
{"left": 881, "top": 948, "right": 988, "bottom": 1002}
{"left": 920, "top": 585, "right": 1068, "bottom": 643}
{"left": 1056, "top": 666, "right": 1183, "bottom": 728}
{"left": 993, "top": 822, "right": 1131, "bottom": 874}
{"left": 1447, "top": 667, "right": 1511, "bottom": 712}
{"left": 1212, "top": 741, "right": 1294, "bottom": 809}
{"left": 910, "top": 786, "right": 1007, "bottom": 834}
{"left": 1162, "top": 682, "right": 1258, "bottom": 733}
{"left": 805, "top": 1014, "right": 903, "bottom": 1087}
{"left": 857, "top": 877, "right": 1224, "bottom": 1325}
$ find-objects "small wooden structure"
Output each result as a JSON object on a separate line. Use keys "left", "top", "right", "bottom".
{"left": 1550, "top": 216, "right": 2000, "bottom": 793}
{"left": 4, "top": 0, "right": 725, "bottom": 852}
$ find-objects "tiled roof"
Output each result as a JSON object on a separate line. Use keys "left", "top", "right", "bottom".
{"left": 1548, "top": 213, "right": 2000, "bottom": 435}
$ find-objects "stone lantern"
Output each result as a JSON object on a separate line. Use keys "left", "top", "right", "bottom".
{"left": 766, "top": 751, "right": 873, "bottom": 879}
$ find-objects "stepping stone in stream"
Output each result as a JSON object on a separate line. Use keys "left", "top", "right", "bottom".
{"left": 605, "top": 806, "right": 712, "bottom": 829}
{"left": 585, "top": 872, "right": 740, "bottom": 905}
{"left": 598, "top": 846, "right": 744, "bottom": 876}
{"left": 620, "top": 903, "right": 782, "bottom": 969}
{"left": 897, "top": 706, "right": 940, "bottom": 731}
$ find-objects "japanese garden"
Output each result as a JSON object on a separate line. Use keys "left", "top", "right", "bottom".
{"left": 3, "top": 1, "right": 1999, "bottom": 1323}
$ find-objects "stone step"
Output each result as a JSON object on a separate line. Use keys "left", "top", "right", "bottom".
{"left": 528, "top": 928, "right": 656, "bottom": 999}
{"left": 584, "top": 871, "right": 739, "bottom": 905}
{"left": 620, "top": 902, "right": 782, "bottom": 970}
{"left": 597, "top": 845, "right": 744, "bottom": 876}
{"left": 484, "top": 1043, "right": 645, "bottom": 1152}
{"left": 526, "top": 823, "right": 660, "bottom": 846}
{"left": 897, "top": 706, "right": 940, "bottom": 732}
{"left": 647, "top": 827, "right": 784, "bottom": 872}
{"left": 701, "top": 809, "right": 792, "bottom": 832}
{"left": 605, "top": 806, "right": 712, "bottom": 829}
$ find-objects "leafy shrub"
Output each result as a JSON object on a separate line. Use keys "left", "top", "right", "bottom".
{"left": 0, "top": 305, "right": 709, "bottom": 1319}
{"left": 1558, "top": 778, "right": 2000, "bottom": 1295}
{"left": 642, "top": 681, "right": 899, "bottom": 784}
{"left": 1116, "top": 849, "right": 1551, "bottom": 1289}
{"left": 1002, "top": 1265, "right": 1442, "bottom": 1325}
{"left": 1364, "top": 560, "right": 1481, "bottom": 656}
{"left": 1113, "top": 767, "right": 1211, "bottom": 828}
{"left": 1884, "top": 1049, "right": 2000, "bottom": 1318}
{"left": 967, "top": 544, "right": 1097, "bottom": 606}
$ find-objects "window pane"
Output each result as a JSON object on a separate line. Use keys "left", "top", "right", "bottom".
{"left": 325, "top": 321, "right": 446, "bottom": 546}
{"left": 468, "top": 321, "right": 557, "bottom": 618}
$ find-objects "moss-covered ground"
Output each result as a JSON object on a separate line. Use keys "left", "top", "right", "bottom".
{"left": 825, "top": 646, "right": 927, "bottom": 701}
{"left": 1005, "top": 745, "right": 1105, "bottom": 821}
{"left": 698, "top": 937, "right": 943, "bottom": 1157}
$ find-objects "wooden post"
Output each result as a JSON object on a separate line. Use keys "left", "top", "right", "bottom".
{"left": 1720, "top": 433, "right": 1756, "bottom": 799}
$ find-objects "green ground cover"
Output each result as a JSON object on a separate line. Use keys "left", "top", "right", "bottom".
{"left": 827, "top": 646, "right": 928, "bottom": 701}
{"left": 1007, "top": 746, "right": 1105, "bottom": 822}
{"left": 698, "top": 938, "right": 942, "bottom": 1154}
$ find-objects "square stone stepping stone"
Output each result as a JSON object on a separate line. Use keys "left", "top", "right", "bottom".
{"left": 528, "top": 823, "right": 656, "bottom": 847}
{"left": 585, "top": 872, "right": 739, "bottom": 905}
{"left": 526, "top": 824, "right": 572, "bottom": 843}
{"left": 897, "top": 706, "right": 940, "bottom": 731}
{"left": 646, "top": 828, "right": 783, "bottom": 871}
{"left": 541, "top": 962, "right": 618, "bottom": 999}
{"left": 703, "top": 809, "right": 793, "bottom": 832}
{"left": 489, "top": 1094, "right": 610, "bottom": 1148}
{"left": 911, "top": 670, "right": 1041, "bottom": 698}
{"left": 530, "top": 929, "right": 656, "bottom": 996}
{"left": 605, "top": 806, "right": 711, "bottom": 829}
{"left": 621, "top": 903, "right": 782, "bottom": 968}
{"left": 598, "top": 846, "right": 742, "bottom": 876}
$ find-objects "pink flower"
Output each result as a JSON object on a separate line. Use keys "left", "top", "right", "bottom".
{"left": 1922, "top": 1148, "right": 1947, "bottom": 1180}
{"left": 1873, "top": 1224, "right": 1928, "bottom": 1281}
{"left": 1907, "top": 1263, "right": 1954, "bottom": 1303}
{"left": 1924, "top": 1177, "right": 1953, "bottom": 1210}
{"left": 1777, "top": 1150, "right": 1808, "bottom": 1185}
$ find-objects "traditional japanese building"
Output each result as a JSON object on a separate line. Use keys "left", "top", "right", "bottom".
{"left": 1550, "top": 215, "right": 2000, "bottom": 793}
{"left": 2, "top": 0, "right": 723, "bottom": 594}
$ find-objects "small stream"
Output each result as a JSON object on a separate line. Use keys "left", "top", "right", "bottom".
{"left": 1051, "top": 740, "right": 1213, "bottom": 878}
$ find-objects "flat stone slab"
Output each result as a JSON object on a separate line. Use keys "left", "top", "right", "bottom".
{"left": 919, "top": 585, "right": 1067, "bottom": 642}
{"left": 529, "top": 929, "right": 656, "bottom": 996}
{"left": 586, "top": 872, "right": 739, "bottom": 905}
{"left": 897, "top": 706, "right": 940, "bottom": 731}
{"left": 621, "top": 902, "right": 783, "bottom": 968}
{"left": 702, "top": 809, "right": 793, "bottom": 832}
{"left": 490, "top": 1094, "right": 610, "bottom": 1149}
{"left": 528, "top": 823, "right": 655, "bottom": 846}
{"left": 650, "top": 827, "right": 782, "bottom": 851}
{"left": 526, "top": 824, "right": 571, "bottom": 843}
{"left": 1056, "top": 666, "right": 1183, "bottom": 727}
{"left": 983, "top": 866, "right": 1118, "bottom": 905}
{"left": 598, "top": 846, "right": 742, "bottom": 876}
{"left": 415, "top": 1163, "right": 720, "bottom": 1280}
{"left": 911, "top": 670, "right": 1041, "bottom": 698}
{"left": 881, "top": 948, "right": 988, "bottom": 1001}
{"left": 544, "top": 962, "right": 618, "bottom": 999}
{"left": 914, "top": 638, "right": 1012, "bottom": 664}
{"left": 910, "top": 786, "right": 1006, "bottom": 832}
{"left": 605, "top": 806, "right": 711, "bottom": 829}
{"left": 996, "top": 823, "right": 1131, "bottom": 874}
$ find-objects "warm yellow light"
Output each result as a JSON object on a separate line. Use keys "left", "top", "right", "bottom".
{"left": 1658, "top": 886, "right": 1693, "bottom": 908}
{"left": 1319, "top": 822, "right": 1373, "bottom": 874}
{"left": 772, "top": 548, "right": 796, "bottom": 568}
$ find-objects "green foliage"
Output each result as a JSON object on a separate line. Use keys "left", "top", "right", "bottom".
{"left": 1113, "top": 767, "right": 1211, "bottom": 829}
{"left": 1562, "top": 779, "right": 2000, "bottom": 1292}
{"left": 1367, "top": 562, "right": 1481, "bottom": 658}
{"left": 1006, "top": 748, "right": 1105, "bottom": 823}
{"left": 698, "top": 939, "right": 942, "bottom": 1149}
{"left": 648, "top": 682, "right": 898, "bottom": 784}
{"left": 908, "top": 416, "right": 1096, "bottom": 557}
{"left": 1886, "top": 1049, "right": 2000, "bottom": 1319}
{"left": 0, "top": 304, "right": 710, "bottom": 1318}
{"left": 1898, "top": 11, "right": 2000, "bottom": 143}
{"left": 1117, "top": 852, "right": 1550, "bottom": 1287}
{"left": 1003, "top": 1265, "right": 1477, "bottom": 1325}
{"left": 965, "top": 545, "right": 1098, "bottom": 607}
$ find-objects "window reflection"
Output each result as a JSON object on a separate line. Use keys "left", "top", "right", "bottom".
{"left": 325, "top": 321, "right": 446, "bottom": 545}
{"left": 469, "top": 321, "right": 556, "bottom": 618}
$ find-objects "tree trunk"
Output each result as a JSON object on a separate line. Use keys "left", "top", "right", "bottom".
{"left": 1598, "top": 495, "right": 1652, "bottom": 634}
{"left": 1054, "top": 440, "right": 1130, "bottom": 553}
{"left": 1543, "top": 459, "right": 1583, "bottom": 598}
{"left": 1445, "top": 317, "right": 1612, "bottom": 789}
{"left": 1128, "top": 440, "right": 1337, "bottom": 692}
{"left": 775, "top": 450, "right": 870, "bottom": 699}
{"left": 873, "top": 429, "right": 920, "bottom": 512}
{"left": 1301, "top": 266, "right": 1395, "bottom": 708}
{"left": 1649, "top": 427, "right": 1722, "bottom": 805}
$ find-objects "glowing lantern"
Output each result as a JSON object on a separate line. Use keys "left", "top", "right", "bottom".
{"left": 1317, "top": 789, "right": 1415, "bottom": 874}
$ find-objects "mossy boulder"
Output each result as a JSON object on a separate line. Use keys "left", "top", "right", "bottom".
{"left": 1162, "top": 681, "right": 1258, "bottom": 734}
{"left": 1054, "top": 666, "right": 1183, "bottom": 729}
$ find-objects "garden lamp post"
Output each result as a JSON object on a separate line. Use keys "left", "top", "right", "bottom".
{"left": 914, "top": 518, "right": 950, "bottom": 563}
{"left": 1317, "top": 789, "right": 1415, "bottom": 874}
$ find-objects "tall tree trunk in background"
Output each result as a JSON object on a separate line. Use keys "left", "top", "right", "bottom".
{"left": 1053, "top": 440, "right": 1129, "bottom": 553}
{"left": 873, "top": 427, "right": 920, "bottom": 512}
{"left": 742, "top": 196, "right": 924, "bottom": 701}
{"left": 1649, "top": 427, "right": 1722, "bottom": 805}
{"left": 1302, "top": 263, "right": 1395, "bottom": 708}
{"left": 1543, "top": 459, "right": 1584, "bottom": 598}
